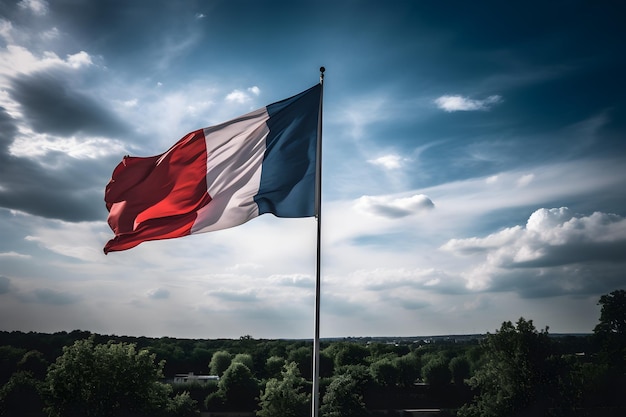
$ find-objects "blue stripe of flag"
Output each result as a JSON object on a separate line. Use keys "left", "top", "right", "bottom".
{"left": 255, "top": 84, "right": 321, "bottom": 218}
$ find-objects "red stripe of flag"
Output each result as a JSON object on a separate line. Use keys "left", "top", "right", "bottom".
{"left": 104, "top": 130, "right": 211, "bottom": 254}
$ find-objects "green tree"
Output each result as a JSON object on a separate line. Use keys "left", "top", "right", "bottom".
{"left": 287, "top": 346, "right": 312, "bottom": 380}
{"left": 44, "top": 337, "right": 196, "bottom": 417}
{"left": 0, "top": 346, "right": 26, "bottom": 385}
{"left": 333, "top": 343, "right": 368, "bottom": 368}
{"left": 164, "top": 391, "right": 198, "bottom": 417}
{"left": 0, "top": 349, "right": 48, "bottom": 416}
{"left": 232, "top": 353, "right": 254, "bottom": 372}
{"left": 370, "top": 357, "right": 398, "bottom": 387}
{"left": 594, "top": 289, "right": 626, "bottom": 336}
{"left": 190, "top": 346, "right": 212, "bottom": 367}
{"left": 449, "top": 356, "right": 471, "bottom": 386}
{"left": 594, "top": 289, "right": 626, "bottom": 368}
{"left": 17, "top": 350, "right": 48, "bottom": 380}
{"left": 394, "top": 353, "right": 421, "bottom": 387}
{"left": 458, "top": 318, "right": 554, "bottom": 417}
{"left": 265, "top": 355, "right": 285, "bottom": 379}
{"left": 319, "top": 350, "right": 334, "bottom": 378}
{"left": 257, "top": 361, "right": 310, "bottom": 417}
{"left": 209, "top": 350, "right": 232, "bottom": 377}
{"left": 0, "top": 371, "right": 44, "bottom": 416}
{"left": 591, "top": 289, "right": 626, "bottom": 407}
{"left": 210, "top": 362, "right": 259, "bottom": 411}
{"left": 320, "top": 372, "right": 367, "bottom": 417}
{"left": 421, "top": 357, "right": 451, "bottom": 388}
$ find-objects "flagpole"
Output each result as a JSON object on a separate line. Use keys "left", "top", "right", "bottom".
{"left": 312, "top": 66, "right": 325, "bottom": 417}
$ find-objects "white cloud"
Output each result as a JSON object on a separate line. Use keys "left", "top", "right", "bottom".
{"left": 355, "top": 194, "right": 434, "bottom": 218}
{"left": 122, "top": 99, "right": 138, "bottom": 108}
{"left": 355, "top": 267, "right": 451, "bottom": 291}
{"left": 225, "top": 86, "right": 260, "bottom": 104}
{"left": 419, "top": 158, "right": 626, "bottom": 221}
{"left": 444, "top": 207, "right": 626, "bottom": 260}
{"left": 225, "top": 90, "right": 247, "bottom": 103}
{"left": 41, "top": 26, "right": 59, "bottom": 40}
{"left": 25, "top": 221, "right": 109, "bottom": 262}
{"left": 441, "top": 208, "right": 626, "bottom": 293}
{"left": 526, "top": 208, "right": 626, "bottom": 244}
{"left": 367, "top": 154, "right": 408, "bottom": 170}
{"left": 441, "top": 226, "right": 525, "bottom": 254}
{"left": 269, "top": 274, "right": 314, "bottom": 288}
{"left": 525, "top": 207, "right": 573, "bottom": 234}
{"left": 0, "top": 46, "right": 92, "bottom": 77}
{"left": 185, "top": 100, "right": 214, "bottom": 116}
{"left": 18, "top": 0, "right": 49, "bottom": 16}
{"left": 517, "top": 173, "right": 535, "bottom": 187}
{"left": 225, "top": 263, "right": 262, "bottom": 272}
{"left": 115, "top": 82, "right": 222, "bottom": 151}
{"left": 205, "top": 289, "right": 258, "bottom": 302}
{"left": 0, "top": 251, "right": 32, "bottom": 259}
{"left": 434, "top": 94, "right": 502, "bottom": 112}
{"left": 9, "top": 132, "right": 128, "bottom": 160}
{"left": 66, "top": 51, "right": 93, "bottom": 68}
{"left": 0, "top": 45, "right": 91, "bottom": 122}
{"left": 0, "top": 19, "right": 13, "bottom": 43}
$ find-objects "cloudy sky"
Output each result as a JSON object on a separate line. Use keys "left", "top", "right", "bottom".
{"left": 1, "top": 0, "right": 625, "bottom": 339}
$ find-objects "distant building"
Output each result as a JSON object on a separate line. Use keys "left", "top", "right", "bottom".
{"left": 172, "top": 372, "right": 219, "bottom": 384}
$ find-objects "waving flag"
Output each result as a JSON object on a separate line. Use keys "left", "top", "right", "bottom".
{"left": 104, "top": 84, "right": 321, "bottom": 254}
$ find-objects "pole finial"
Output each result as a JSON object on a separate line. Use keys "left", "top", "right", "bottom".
{"left": 319, "top": 66, "right": 325, "bottom": 83}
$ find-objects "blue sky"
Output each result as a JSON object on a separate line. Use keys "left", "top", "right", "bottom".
{"left": 1, "top": 0, "right": 625, "bottom": 339}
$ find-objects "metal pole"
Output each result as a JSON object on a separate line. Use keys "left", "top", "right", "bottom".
{"left": 312, "top": 66, "right": 325, "bottom": 417}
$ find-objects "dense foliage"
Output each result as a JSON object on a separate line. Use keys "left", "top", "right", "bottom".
{"left": 0, "top": 290, "right": 624, "bottom": 416}
{"left": 44, "top": 337, "right": 196, "bottom": 417}
{"left": 257, "top": 361, "right": 310, "bottom": 417}
{"left": 458, "top": 318, "right": 555, "bottom": 417}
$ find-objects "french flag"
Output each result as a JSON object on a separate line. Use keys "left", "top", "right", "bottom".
{"left": 104, "top": 84, "right": 321, "bottom": 254}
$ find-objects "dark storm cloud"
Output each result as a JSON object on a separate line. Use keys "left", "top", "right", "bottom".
{"left": 489, "top": 263, "right": 626, "bottom": 300}
{"left": 0, "top": 42, "right": 131, "bottom": 223}
{"left": 9, "top": 70, "right": 128, "bottom": 137}
{"left": 511, "top": 241, "right": 626, "bottom": 268}
{"left": 496, "top": 240, "right": 626, "bottom": 298}
{"left": 0, "top": 107, "right": 113, "bottom": 221}
{"left": 0, "top": 156, "right": 111, "bottom": 221}
{"left": 443, "top": 209, "right": 626, "bottom": 299}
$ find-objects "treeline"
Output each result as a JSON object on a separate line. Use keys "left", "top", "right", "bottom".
{"left": 0, "top": 290, "right": 624, "bottom": 416}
